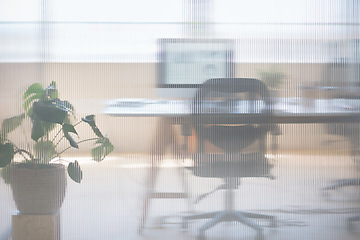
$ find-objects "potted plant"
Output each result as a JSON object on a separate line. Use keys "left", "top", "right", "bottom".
{"left": 259, "top": 66, "right": 286, "bottom": 102}
{"left": 0, "top": 81, "right": 113, "bottom": 214}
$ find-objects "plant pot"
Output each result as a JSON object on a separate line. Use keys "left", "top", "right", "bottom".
{"left": 268, "top": 89, "right": 279, "bottom": 104}
{"left": 10, "top": 163, "right": 67, "bottom": 214}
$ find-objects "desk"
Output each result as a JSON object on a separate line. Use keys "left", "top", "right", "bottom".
{"left": 104, "top": 97, "right": 360, "bottom": 233}
{"left": 104, "top": 98, "right": 360, "bottom": 123}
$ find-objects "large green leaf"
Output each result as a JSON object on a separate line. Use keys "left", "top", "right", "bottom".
{"left": 31, "top": 118, "right": 45, "bottom": 142}
{"left": 1, "top": 114, "right": 25, "bottom": 137}
{"left": 23, "top": 83, "right": 44, "bottom": 101}
{"left": 23, "top": 82, "right": 60, "bottom": 113}
{"left": 91, "top": 138, "right": 114, "bottom": 162}
{"left": 33, "top": 101, "right": 68, "bottom": 124}
{"left": 65, "top": 134, "right": 78, "bottom": 149}
{"left": 0, "top": 133, "right": 4, "bottom": 144}
{"left": 259, "top": 68, "right": 286, "bottom": 89}
{"left": 44, "top": 81, "right": 58, "bottom": 99}
{"left": 67, "top": 160, "right": 82, "bottom": 183}
{"left": 0, "top": 164, "right": 12, "bottom": 184}
{"left": 62, "top": 123, "right": 78, "bottom": 135}
{"left": 63, "top": 100, "right": 74, "bottom": 111}
{"left": 0, "top": 143, "right": 14, "bottom": 168}
{"left": 62, "top": 123, "right": 79, "bottom": 148}
{"left": 31, "top": 115, "right": 56, "bottom": 142}
{"left": 54, "top": 99, "right": 74, "bottom": 113}
{"left": 81, "top": 115, "right": 104, "bottom": 138}
{"left": 34, "top": 140, "right": 56, "bottom": 162}
{"left": 24, "top": 92, "right": 44, "bottom": 113}
{"left": 23, "top": 83, "right": 45, "bottom": 113}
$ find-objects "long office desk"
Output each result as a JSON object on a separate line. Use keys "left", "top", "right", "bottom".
{"left": 104, "top": 98, "right": 360, "bottom": 123}
{"left": 104, "top": 97, "right": 360, "bottom": 234}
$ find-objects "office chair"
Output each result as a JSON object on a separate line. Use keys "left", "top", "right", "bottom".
{"left": 182, "top": 78, "right": 276, "bottom": 240}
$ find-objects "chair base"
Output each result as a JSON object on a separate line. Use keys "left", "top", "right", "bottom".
{"left": 347, "top": 215, "right": 360, "bottom": 231}
{"left": 322, "top": 178, "right": 360, "bottom": 190}
{"left": 323, "top": 177, "right": 360, "bottom": 231}
{"left": 182, "top": 210, "right": 276, "bottom": 240}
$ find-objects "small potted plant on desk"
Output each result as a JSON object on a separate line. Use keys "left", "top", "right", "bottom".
{"left": 0, "top": 81, "right": 113, "bottom": 214}
{"left": 259, "top": 66, "right": 286, "bottom": 103}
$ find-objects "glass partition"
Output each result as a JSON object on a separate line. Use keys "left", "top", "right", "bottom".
{"left": 1, "top": 1, "right": 360, "bottom": 240}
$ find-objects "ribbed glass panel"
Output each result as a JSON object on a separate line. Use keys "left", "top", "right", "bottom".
{"left": 1, "top": 1, "right": 359, "bottom": 240}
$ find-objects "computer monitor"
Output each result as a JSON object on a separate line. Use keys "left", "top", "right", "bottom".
{"left": 156, "top": 38, "right": 235, "bottom": 99}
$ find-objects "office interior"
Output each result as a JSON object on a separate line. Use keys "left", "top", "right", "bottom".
{"left": 1, "top": 0, "right": 360, "bottom": 240}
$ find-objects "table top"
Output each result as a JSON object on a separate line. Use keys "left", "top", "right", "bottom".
{"left": 103, "top": 98, "right": 360, "bottom": 124}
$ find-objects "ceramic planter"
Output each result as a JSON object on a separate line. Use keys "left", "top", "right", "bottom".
{"left": 10, "top": 163, "right": 67, "bottom": 214}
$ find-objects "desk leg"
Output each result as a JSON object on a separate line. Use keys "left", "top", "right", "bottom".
{"left": 179, "top": 133, "right": 194, "bottom": 214}
{"left": 138, "top": 157, "right": 161, "bottom": 234}
{"left": 138, "top": 118, "right": 185, "bottom": 234}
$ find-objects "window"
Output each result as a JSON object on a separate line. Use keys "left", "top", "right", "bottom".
{"left": 1, "top": 0, "right": 358, "bottom": 63}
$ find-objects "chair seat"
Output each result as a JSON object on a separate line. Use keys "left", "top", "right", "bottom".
{"left": 188, "top": 152, "right": 273, "bottom": 178}
{"left": 184, "top": 78, "right": 275, "bottom": 239}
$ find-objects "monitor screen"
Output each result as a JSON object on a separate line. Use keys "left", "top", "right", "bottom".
{"left": 157, "top": 39, "right": 235, "bottom": 89}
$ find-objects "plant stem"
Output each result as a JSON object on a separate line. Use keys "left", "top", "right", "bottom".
{"left": 74, "top": 120, "right": 82, "bottom": 127}
{"left": 14, "top": 148, "right": 35, "bottom": 162}
{"left": 54, "top": 136, "right": 65, "bottom": 149}
{"left": 51, "top": 158, "right": 71, "bottom": 164}
{"left": 51, "top": 127, "right": 63, "bottom": 143}
{"left": 53, "top": 120, "right": 83, "bottom": 148}
{"left": 54, "top": 137, "right": 101, "bottom": 158}
{"left": 20, "top": 124, "right": 32, "bottom": 153}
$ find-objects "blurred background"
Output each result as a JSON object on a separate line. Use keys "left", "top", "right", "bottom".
{"left": 1, "top": 0, "right": 360, "bottom": 240}
{"left": 1, "top": 0, "right": 359, "bottom": 153}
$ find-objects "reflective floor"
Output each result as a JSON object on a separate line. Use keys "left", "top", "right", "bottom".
{"left": 1, "top": 153, "right": 360, "bottom": 240}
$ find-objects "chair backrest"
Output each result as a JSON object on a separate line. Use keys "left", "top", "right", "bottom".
{"left": 193, "top": 78, "right": 270, "bottom": 103}
{"left": 191, "top": 78, "right": 272, "bottom": 153}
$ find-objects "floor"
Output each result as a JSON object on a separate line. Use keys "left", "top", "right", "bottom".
{"left": 1, "top": 153, "right": 360, "bottom": 240}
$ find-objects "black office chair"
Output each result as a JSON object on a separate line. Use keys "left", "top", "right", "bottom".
{"left": 182, "top": 78, "right": 276, "bottom": 240}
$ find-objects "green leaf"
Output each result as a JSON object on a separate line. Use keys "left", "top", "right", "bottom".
{"left": 34, "top": 140, "right": 56, "bottom": 162}
{"left": 45, "top": 81, "right": 58, "bottom": 99}
{"left": 81, "top": 115, "right": 95, "bottom": 123}
{"left": 33, "top": 101, "right": 68, "bottom": 124}
{"left": 24, "top": 92, "right": 43, "bottom": 113}
{"left": 81, "top": 115, "right": 104, "bottom": 138}
{"left": 259, "top": 67, "right": 286, "bottom": 90}
{"left": 92, "top": 145, "right": 104, "bottom": 162}
{"left": 62, "top": 100, "right": 75, "bottom": 117}
{"left": 91, "top": 138, "right": 113, "bottom": 162}
{"left": 0, "top": 164, "right": 13, "bottom": 184}
{"left": 65, "top": 134, "right": 78, "bottom": 149}
{"left": 0, "top": 143, "right": 14, "bottom": 168}
{"left": 30, "top": 114, "right": 56, "bottom": 142}
{"left": 23, "top": 83, "right": 44, "bottom": 100}
{"left": 62, "top": 123, "right": 78, "bottom": 136}
{"left": 31, "top": 117, "right": 46, "bottom": 142}
{"left": 63, "top": 132, "right": 78, "bottom": 149}
{"left": 53, "top": 99, "right": 74, "bottom": 114}
{"left": 46, "top": 81, "right": 56, "bottom": 89}
{"left": 1, "top": 113, "right": 25, "bottom": 137}
{"left": 67, "top": 160, "right": 83, "bottom": 183}
{"left": 62, "top": 123, "right": 79, "bottom": 148}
